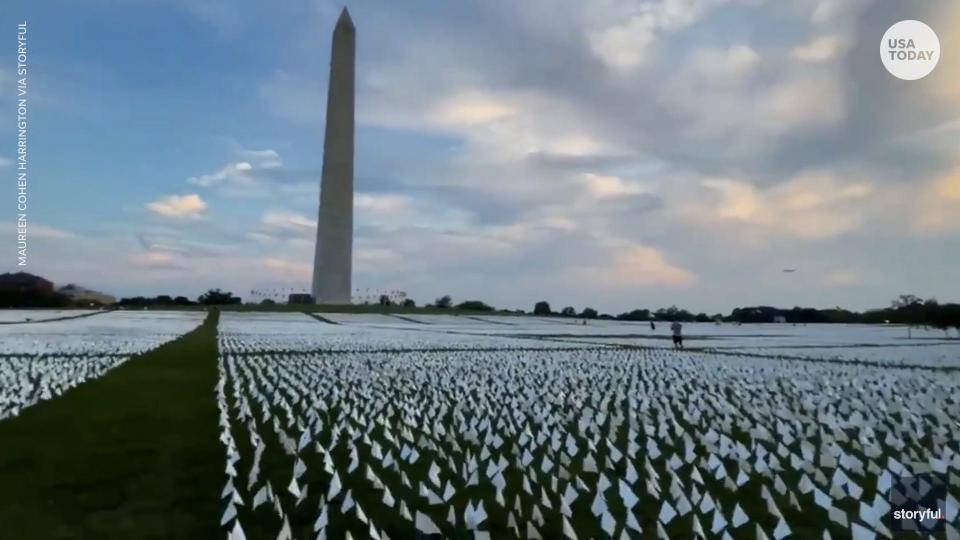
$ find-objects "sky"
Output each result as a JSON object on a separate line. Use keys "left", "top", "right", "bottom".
{"left": 0, "top": 0, "right": 957, "bottom": 314}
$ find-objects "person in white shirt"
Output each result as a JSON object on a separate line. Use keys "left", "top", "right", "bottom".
{"left": 670, "top": 321, "right": 683, "bottom": 350}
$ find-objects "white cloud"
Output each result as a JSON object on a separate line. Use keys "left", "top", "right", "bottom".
{"left": 189, "top": 162, "right": 256, "bottom": 188}
{"left": 429, "top": 92, "right": 516, "bottom": 126}
{"left": 578, "top": 173, "right": 647, "bottom": 199}
{"left": 688, "top": 173, "right": 877, "bottom": 240}
{"left": 588, "top": 0, "right": 733, "bottom": 72}
{"left": 237, "top": 148, "right": 282, "bottom": 169}
{"left": 792, "top": 36, "right": 843, "bottom": 62}
{"left": 129, "top": 250, "right": 182, "bottom": 269}
{"left": 912, "top": 169, "right": 960, "bottom": 234}
{"left": 700, "top": 179, "right": 759, "bottom": 220}
{"left": 30, "top": 223, "right": 75, "bottom": 239}
{"left": 355, "top": 192, "right": 475, "bottom": 230}
{"left": 666, "top": 45, "right": 846, "bottom": 142}
{"left": 751, "top": 70, "right": 845, "bottom": 135}
{"left": 810, "top": 0, "right": 846, "bottom": 24}
{"left": 465, "top": 93, "right": 614, "bottom": 159}
{"left": 187, "top": 148, "right": 283, "bottom": 196}
{"left": 569, "top": 244, "right": 697, "bottom": 287}
{"left": 354, "top": 193, "right": 414, "bottom": 214}
{"left": 261, "top": 210, "right": 317, "bottom": 234}
{"left": 0, "top": 222, "right": 73, "bottom": 239}
{"left": 933, "top": 4, "right": 960, "bottom": 105}
{"left": 246, "top": 231, "right": 273, "bottom": 242}
{"left": 365, "top": 85, "right": 618, "bottom": 165}
{"left": 262, "top": 211, "right": 317, "bottom": 230}
{"left": 687, "top": 44, "right": 761, "bottom": 87}
{"left": 589, "top": 15, "right": 658, "bottom": 72}
{"left": 146, "top": 194, "right": 208, "bottom": 218}
{"left": 261, "top": 257, "right": 312, "bottom": 280}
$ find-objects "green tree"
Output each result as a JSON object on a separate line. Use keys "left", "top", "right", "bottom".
{"left": 533, "top": 301, "right": 552, "bottom": 316}
{"left": 891, "top": 294, "right": 922, "bottom": 308}
{"left": 579, "top": 307, "right": 599, "bottom": 319}
{"left": 616, "top": 309, "right": 651, "bottom": 321}
{"left": 435, "top": 295, "right": 453, "bottom": 309}
{"left": 456, "top": 300, "right": 494, "bottom": 311}
{"left": 198, "top": 289, "right": 240, "bottom": 305}
{"left": 560, "top": 306, "right": 576, "bottom": 317}
{"left": 655, "top": 305, "right": 694, "bottom": 321}
{"left": 929, "top": 303, "right": 960, "bottom": 336}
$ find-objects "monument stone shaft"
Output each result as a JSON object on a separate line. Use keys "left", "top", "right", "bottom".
{"left": 312, "top": 8, "right": 355, "bottom": 304}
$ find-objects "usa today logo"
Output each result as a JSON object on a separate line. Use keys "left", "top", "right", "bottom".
{"left": 881, "top": 20, "right": 940, "bottom": 80}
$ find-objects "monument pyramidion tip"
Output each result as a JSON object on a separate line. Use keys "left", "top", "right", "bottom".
{"left": 336, "top": 7, "right": 354, "bottom": 31}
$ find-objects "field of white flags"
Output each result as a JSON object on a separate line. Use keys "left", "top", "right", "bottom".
{"left": 0, "top": 310, "right": 204, "bottom": 420}
{"left": 215, "top": 313, "right": 960, "bottom": 539}
{"left": 0, "top": 308, "right": 99, "bottom": 323}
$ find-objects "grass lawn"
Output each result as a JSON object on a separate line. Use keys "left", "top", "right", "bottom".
{"left": 0, "top": 311, "right": 222, "bottom": 540}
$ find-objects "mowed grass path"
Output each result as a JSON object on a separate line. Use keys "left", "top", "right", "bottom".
{"left": 0, "top": 311, "right": 222, "bottom": 539}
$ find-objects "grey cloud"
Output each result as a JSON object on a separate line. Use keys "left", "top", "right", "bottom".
{"left": 426, "top": 185, "right": 528, "bottom": 226}
{"left": 526, "top": 151, "right": 638, "bottom": 173}
{"left": 351, "top": 0, "right": 953, "bottom": 188}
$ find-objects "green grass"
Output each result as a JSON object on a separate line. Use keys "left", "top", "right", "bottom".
{"left": 0, "top": 311, "right": 222, "bottom": 540}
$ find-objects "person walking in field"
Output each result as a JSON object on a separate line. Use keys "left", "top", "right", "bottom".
{"left": 670, "top": 320, "right": 683, "bottom": 350}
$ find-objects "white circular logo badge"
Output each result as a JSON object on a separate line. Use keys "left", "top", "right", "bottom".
{"left": 881, "top": 20, "right": 940, "bottom": 80}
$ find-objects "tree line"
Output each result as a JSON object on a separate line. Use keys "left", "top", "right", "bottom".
{"left": 529, "top": 295, "right": 960, "bottom": 331}
{"left": 5, "top": 282, "right": 958, "bottom": 332}
{"left": 0, "top": 288, "right": 69, "bottom": 308}
{"left": 116, "top": 289, "right": 241, "bottom": 307}
{"left": 374, "top": 294, "right": 495, "bottom": 312}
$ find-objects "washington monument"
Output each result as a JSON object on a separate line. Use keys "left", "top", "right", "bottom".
{"left": 311, "top": 8, "right": 355, "bottom": 304}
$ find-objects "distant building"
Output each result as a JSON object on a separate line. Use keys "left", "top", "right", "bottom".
{"left": 58, "top": 284, "right": 116, "bottom": 305}
{"left": 0, "top": 272, "right": 54, "bottom": 294}
{"left": 288, "top": 293, "right": 314, "bottom": 305}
